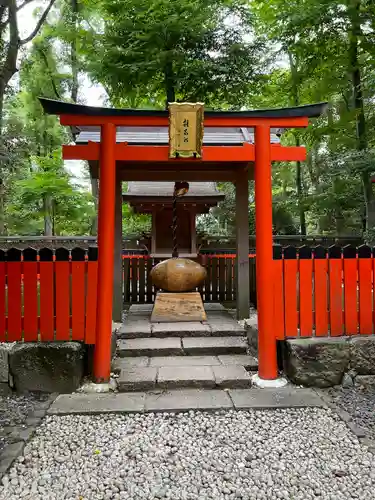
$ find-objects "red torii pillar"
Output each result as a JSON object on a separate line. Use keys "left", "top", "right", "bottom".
{"left": 254, "top": 124, "right": 279, "bottom": 382}
{"left": 93, "top": 123, "right": 116, "bottom": 382}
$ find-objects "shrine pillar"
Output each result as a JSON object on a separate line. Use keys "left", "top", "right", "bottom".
{"left": 113, "top": 174, "right": 123, "bottom": 322}
{"left": 235, "top": 169, "right": 250, "bottom": 320}
{"left": 254, "top": 124, "right": 278, "bottom": 381}
{"left": 93, "top": 122, "right": 116, "bottom": 382}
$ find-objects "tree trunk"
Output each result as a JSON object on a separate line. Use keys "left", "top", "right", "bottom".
{"left": 164, "top": 60, "right": 176, "bottom": 107}
{"left": 70, "top": 0, "right": 79, "bottom": 103}
{"left": 90, "top": 178, "right": 99, "bottom": 235}
{"left": 43, "top": 196, "right": 53, "bottom": 236}
{"left": 288, "top": 51, "right": 306, "bottom": 235}
{"left": 348, "top": 0, "right": 373, "bottom": 232}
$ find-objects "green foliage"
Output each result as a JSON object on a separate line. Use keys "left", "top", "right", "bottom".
{"left": 2, "top": 0, "right": 375, "bottom": 239}
{"left": 86, "top": 0, "right": 266, "bottom": 108}
{"left": 8, "top": 151, "right": 95, "bottom": 235}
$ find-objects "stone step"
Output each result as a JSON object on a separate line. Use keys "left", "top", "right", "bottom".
{"left": 116, "top": 336, "right": 248, "bottom": 358}
{"left": 182, "top": 336, "right": 248, "bottom": 356}
{"left": 112, "top": 354, "right": 258, "bottom": 373}
{"left": 117, "top": 338, "right": 183, "bottom": 357}
{"left": 117, "top": 321, "right": 245, "bottom": 339}
{"left": 117, "top": 364, "right": 252, "bottom": 392}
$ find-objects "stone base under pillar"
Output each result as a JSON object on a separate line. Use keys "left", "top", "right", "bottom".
{"left": 151, "top": 292, "right": 207, "bottom": 323}
{"left": 251, "top": 373, "right": 288, "bottom": 389}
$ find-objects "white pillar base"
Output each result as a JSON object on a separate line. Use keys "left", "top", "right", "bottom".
{"left": 79, "top": 378, "right": 118, "bottom": 393}
{"left": 251, "top": 373, "right": 288, "bottom": 389}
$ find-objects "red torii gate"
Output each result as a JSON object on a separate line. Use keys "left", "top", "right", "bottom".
{"left": 40, "top": 98, "right": 327, "bottom": 386}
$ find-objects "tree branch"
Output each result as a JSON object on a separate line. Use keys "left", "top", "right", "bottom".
{"left": 20, "top": 0, "right": 56, "bottom": 45}
{"left": 1, "top": 0, "right": 35, "bottom": 28}
{"left": 17, "top": 0, "right": 35, "bottom": 11}
{"left": 37, "top": 46, "right": 61, "bottom": 100}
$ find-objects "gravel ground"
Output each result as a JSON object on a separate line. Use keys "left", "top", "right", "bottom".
{"left": 325, "top": 385, "right": 375, "bottom": 440}
{"left": 1, "top": 407, "right": 374, "bottom": 500}
{"left": 0, "top": 393, "right": 49, "bottom": 454}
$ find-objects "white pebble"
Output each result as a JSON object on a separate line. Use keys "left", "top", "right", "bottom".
{"left": 0, "top": 408, "right": 374, "bottom": 500}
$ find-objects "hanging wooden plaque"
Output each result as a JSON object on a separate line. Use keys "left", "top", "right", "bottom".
{"left": 169, "top": 102, "right": 204, "bottom": 158}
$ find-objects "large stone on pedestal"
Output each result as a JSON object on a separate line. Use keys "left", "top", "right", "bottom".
{"left": 151, "top": 292, "right": 207, "bottom": 322}
{"left": 150, "top": 258, "right": 206, "bottom": 292}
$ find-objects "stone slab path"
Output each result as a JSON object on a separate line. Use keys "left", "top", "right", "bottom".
{"left": 48, "top": 388, "right": 325, "bottom": 415}
{"left": 114, "top": 303, "right": 257, "bottom": 392}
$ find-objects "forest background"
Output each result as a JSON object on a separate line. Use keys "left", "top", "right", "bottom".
{"left": 1, "top": 0, "right": 375, "bottom": 241}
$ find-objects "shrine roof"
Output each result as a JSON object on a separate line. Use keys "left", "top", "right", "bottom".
{"left": 123, "top": 181, "right": 225, "bottom": 203}
{"left": 39, "top": 98, "right": 327, "bottom": 119}
{"left": 74, "top": 126, "right": 281, "bottom": 145}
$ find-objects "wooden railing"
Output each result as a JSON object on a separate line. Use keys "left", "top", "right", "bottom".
{"left": 275, "top": 245, "right": 375, "bottom": 338}
{"left": 0, "top": 247, "right": 98, "bottom": 343}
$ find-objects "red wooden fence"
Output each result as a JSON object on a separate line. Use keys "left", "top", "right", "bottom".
{"left": 275, "top": 245, "right": 375, "bottom": 338}
{"left": 0, "top": 247, "right": 98, "bottom": 343}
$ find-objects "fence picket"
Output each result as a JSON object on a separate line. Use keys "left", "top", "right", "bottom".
{"left": 55, "top": 248, "right": 70, "bottom": 341}
{"left": 328, "top": 246, "right": 343, "bottom": 336}
{"left": 146, "top": 258, "right": 153, "bottom": 302}
{"left": 218, "top": 258, "right": 226, "bottom": 302}
{"left": 343, "top": 245, "right": 358, "bottom": 335}
{"left": 358, "top": 245, "right": 373, "bottom": 334}
{"left": 273, "top": 246, "right": 284, "bottom": 340}
{"left": 39, "top": 248, "right": 54, "bottom": 341}
{"left": 85, "top": 247, "right": 98, "bottom": 344}
{"left": 131, "top": 258, "right": 138, "bottom": 302}
{"left": 299, "top": 246, "right": 314, "bottom": 337}
{"left": 23, "top": 248, "right": 39, "bottom": 341}
{"left": 283, "top": 247, "right": 298, "bottom": 337}
{"left": 211, "top": 257, "right": 218, "bottom": 301}
{"left": 138, "top": 257, "right": 146, "bottom": 303}
{"left": 71, "top": 248, "right": 86, "bottom": 341}
{"left": 225, "top": 257, "right": 233, "bottom": 302}
{"left": 7, "top": 248, "right": 22, "bottom": 341}
{"left": 313, "top": 246, "right": 329, "bottom": 337}
{"left": 0, "top": 251, "right": 5, "bottom": 341}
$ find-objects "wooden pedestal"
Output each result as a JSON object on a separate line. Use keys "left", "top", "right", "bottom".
{"left": 151, "top": 292, "right": 207, "bottom": 323}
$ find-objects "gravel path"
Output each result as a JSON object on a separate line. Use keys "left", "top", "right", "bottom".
{"left": 0, "top": 393, "right": 49, "bottom": 454}
{"left": 1, "top": 407, "right": 374, "bottom": 500}
{"left": 325, "top": 385, "right": 375, "bottom": 440}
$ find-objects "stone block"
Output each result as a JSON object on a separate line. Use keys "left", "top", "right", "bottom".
{"left": 182, "top": 336, "right": 247, "bottom": 355}
{"left": 0, "top": 383, "right": 11, "bottom": 396}
{"left": 284, "top": 338, "right": 350, "bottom": 388}
{"left": 48, "top": 393, "right": 146, "bottom": 415}
{"left": 245, "top": 318, "right": 258, "bottom": 352}
{"left": 0, "top": 344, "right": 12, "bottom": 383}
{"left": 112, "top": 357, "right": 149, "bottom": 374}
{"left": 129, "top": 304, "right": 153, "bottom": 314}
{"left": 229, "top": 388, "right": 325, "bottom": 409}
{"left": 204, "top": 303, "right": 225, "bottom": 311}
{"left": 218, "top": 354, "right": 258, "bottom": 370}
{"left": 350, "top": 337, "right": 375, "bottom": 375}
{"left": 117, "top": 320, "right": 152, "bottom": 339}
{"left": 209, "top": 320, "right": 245, "bottom": 337}
{"left": 157, "top": 366, "right": 215, "bottom": 388}
{"left": 9, "top": 342, "right": 84, "bottom": 393}
{"left": 152, "top": 322, "right": 211, "bottom": 337}
{"left": 118, "top": 367, "right": 157, "bottom": 391}
{"left": 117, "top": 338, "right": 183, "bottom": 357}
{"left": 213, "top": 365, "right": 252, "bottom": 388}
{"left": 150, "top": 355, "right": 220, "bottom": 367}
{"left": 144, "top": 389, "right": 233, "bottom": 412}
